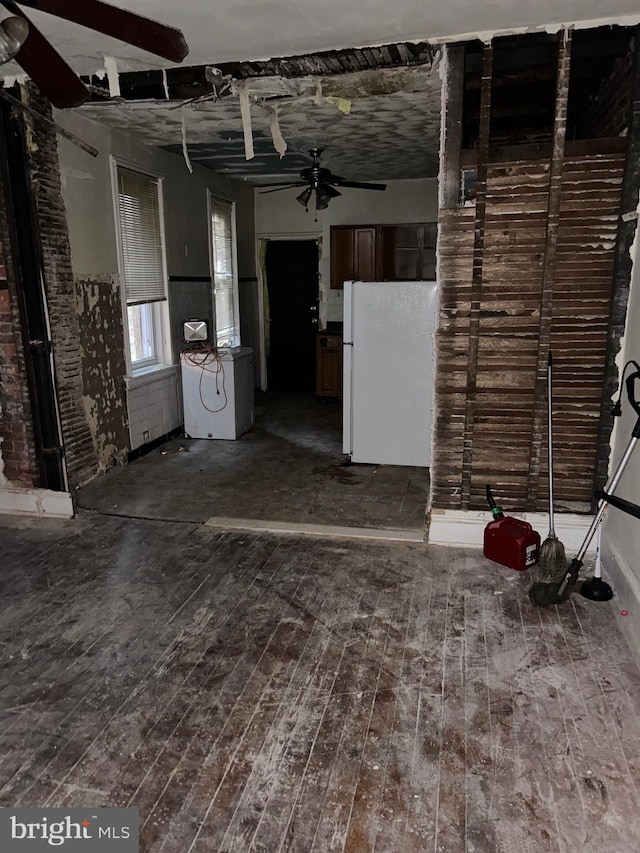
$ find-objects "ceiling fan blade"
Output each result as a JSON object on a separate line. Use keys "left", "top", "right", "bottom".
{"left": 17, "top": 0, "right": 189, "bottom": 62}
{"left": 7, "top": 5, "right": 90, "bottom": 108}
{"left": 259, "top": 183, "right": 306, "bottom": 194}
{"left": 331, "top": 179, "right": 388, "bottom": 191}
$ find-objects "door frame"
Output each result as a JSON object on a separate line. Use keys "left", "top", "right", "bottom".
{"left": 256, "top": 233, "right": 321, "bottom": 391}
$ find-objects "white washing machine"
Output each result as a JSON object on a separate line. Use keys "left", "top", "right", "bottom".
{"left": 181, "top": 347, "right": 254, "bottom": 439}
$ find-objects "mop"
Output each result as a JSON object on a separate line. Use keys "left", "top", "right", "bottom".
{"left": 537, "top": 352, "right": 566, "bottom": 582}
{"left": 530, "top": 360, "right": 640, "bottom": 608}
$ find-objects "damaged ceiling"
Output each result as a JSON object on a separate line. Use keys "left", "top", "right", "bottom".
{"left": 2, "top": 0, "right": 640, "bottom": 76}
{"left": 76, "top": 62, "right": 443, "bottom": 184}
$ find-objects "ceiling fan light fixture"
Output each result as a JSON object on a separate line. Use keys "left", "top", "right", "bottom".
{"left": 0, "top": 15, "right": 29, "bottom": 64}
{"left": 296, "top": 187, "right": 313, "bottom": 208}
{"left": 315, "top": 182, "right": 341, "bottom": 210}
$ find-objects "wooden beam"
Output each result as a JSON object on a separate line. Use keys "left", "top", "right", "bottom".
{"left": 460, "top": 42, "right": 493, "bottom": 509}
{"left": 441, "top": 45, "right": 465, "bottom": 209}
{"left": 593, "top": 28, "right": 640, "bottom": 502}
{"left": 526, "top": 29, "right": 573, "bottom": 509}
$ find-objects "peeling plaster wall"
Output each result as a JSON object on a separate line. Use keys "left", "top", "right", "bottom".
{"left": 75, "top": 276, "right": 129, "bottom": 472}
{"left": 55, "top": 110, "right": 256, "bottom": 454}
{"left": 255, "top": 178, "right": 439, "bottom": 326}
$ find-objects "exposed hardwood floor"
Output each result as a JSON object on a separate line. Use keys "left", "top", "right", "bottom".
{"left": 0, "top": 513, "right": 639, "bottom": 852}
{"left": 75, "top": 393, "right": 429, "bottom": 532}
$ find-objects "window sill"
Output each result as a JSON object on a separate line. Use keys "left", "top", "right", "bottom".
{"left": 125, "top": 363, "right": 178, "bottom": 391}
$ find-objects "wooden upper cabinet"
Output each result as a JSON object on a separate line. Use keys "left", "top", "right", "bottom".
{"left": 330, "top": 227, "right": 355, "bottom": 289}
{"left": 330, "top": 223, "right": 437, "bottom": 288}
{"left": 353, "top": 227, "right": 376, "bottom": 281}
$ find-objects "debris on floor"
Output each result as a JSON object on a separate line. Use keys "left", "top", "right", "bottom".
{"left": 160, "top": 444, "right": 190, "bottom": 456}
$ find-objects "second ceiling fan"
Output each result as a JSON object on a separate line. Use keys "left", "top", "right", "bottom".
{"left": 261, "top": 148, "right": 387, "bottom": 211}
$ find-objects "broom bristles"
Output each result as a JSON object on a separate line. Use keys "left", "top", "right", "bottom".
{"left": 537, "top": 534, "right": 567, "bottom": 584}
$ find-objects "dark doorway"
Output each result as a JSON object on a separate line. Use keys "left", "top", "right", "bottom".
{"left": 265, "top": 239, "right": 319, "bottom": 391}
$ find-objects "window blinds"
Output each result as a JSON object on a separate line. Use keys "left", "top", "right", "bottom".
{"left": 117, "top": 167, "right": 166, "bottom": 305}
{"left": 211, "top": 199, "right": 237, "bottom": 347}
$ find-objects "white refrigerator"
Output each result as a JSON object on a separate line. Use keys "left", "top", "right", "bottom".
{"left": 342, "top": 280, "right": 438, "bottom": 467}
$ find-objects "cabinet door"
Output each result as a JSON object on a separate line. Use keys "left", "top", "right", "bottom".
{"left": 316, "top": 335, "right": 343, "bottom": 396}
{"left": 380, "top": 226, "right": 397, "bottom": 280}
{"left": 330, "top": 227, "right": 355, "bottom": 289}
{"left": 353, "top": 227, "right": 376, "bottom": 281}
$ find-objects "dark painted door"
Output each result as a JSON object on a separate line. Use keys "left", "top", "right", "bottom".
{"left": 266, "top": 240, "right": 319, "bottom": 391}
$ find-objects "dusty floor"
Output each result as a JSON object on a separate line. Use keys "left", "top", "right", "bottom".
{"left": 77, "top": 393, "right": 429, "bottom": 532}
{"left": 0, "top": 513, "right": 639, "bottom": 852}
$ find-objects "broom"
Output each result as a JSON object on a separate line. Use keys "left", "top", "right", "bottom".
{"left": 537, "top": 352, "right": 566, "bottom": 582}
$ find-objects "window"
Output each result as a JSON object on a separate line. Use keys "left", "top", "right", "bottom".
{"left": 115, "top": 165, "right": 167, "bottom": 370}
{"left": 210, "top": 196, "right": 239, "bottom": 348}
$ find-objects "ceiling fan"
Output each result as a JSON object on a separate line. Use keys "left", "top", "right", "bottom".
{"left": 260, "top": 148, "right": 387, "bottom": 211}
{"left": 0, "top": 0, "right": 188, "bottom": 109}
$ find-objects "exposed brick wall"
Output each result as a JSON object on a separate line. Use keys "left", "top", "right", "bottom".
{"left": 21, "top": 87, "right": 99, "bottom": 488}
{"left": 0, "top": 175, "right": 38, "bottom": 486}
{"left": 583, "top": 48, "right": 635, "bottom": 138}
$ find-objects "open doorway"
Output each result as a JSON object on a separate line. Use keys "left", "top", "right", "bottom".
{"left": 75, "top": 43, "right": 439, "bottom": 536}
{"left": 265, "top": 239, "right": 319, "bottom": 391}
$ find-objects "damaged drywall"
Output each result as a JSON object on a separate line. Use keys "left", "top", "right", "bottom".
{"left": 0, "top": 2, "right": 638, "bottom": 77}
{"left": 77, "top": 62, "right": 443, "bottom": 184}
{"left": 75, "top": 276, "right": 129, "bottom": 474}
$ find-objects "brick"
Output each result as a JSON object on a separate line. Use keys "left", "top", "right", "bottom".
{"left": 20, "top": 86, "right": 99, "bottom": 489}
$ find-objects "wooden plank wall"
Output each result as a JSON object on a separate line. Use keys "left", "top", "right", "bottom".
{"left": 432, "top": 153, "right": 624, "bottom": 512}
{"left": 551, "top": 152, "right": 625, "bottom": 506}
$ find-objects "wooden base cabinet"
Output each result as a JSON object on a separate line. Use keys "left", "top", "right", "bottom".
{"left": 316, "top": 333, "right": 343, "bottom": 398}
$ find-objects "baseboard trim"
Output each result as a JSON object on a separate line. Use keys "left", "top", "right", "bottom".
{"left": 0, "top": 486, "right": 74, "bottom": 519}
{"left": 427, "top": 508, "right": 595, "bottom": 553}
{"left": 204, "top": 517, "right": 425, "bottom": 542}
{"left": 602, "top": 539, "right": 640, "bottom": 652}
{"left": 127, "top": 427, "right": 182, "bottom": 462}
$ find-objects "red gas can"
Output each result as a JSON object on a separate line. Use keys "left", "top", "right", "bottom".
{"left": 484, "top": 485, "right": 540, "bottom": 571}
{"left": 484, "top": 516, "right": 540, "bottom": 571}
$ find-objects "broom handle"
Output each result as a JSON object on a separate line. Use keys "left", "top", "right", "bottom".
{"left": 547, "top": 352, "right": 556, "bottom": 536}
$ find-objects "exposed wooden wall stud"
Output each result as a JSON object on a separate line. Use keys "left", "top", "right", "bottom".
{"left": 461, "top": 42, "right": 493, "bottom": 509}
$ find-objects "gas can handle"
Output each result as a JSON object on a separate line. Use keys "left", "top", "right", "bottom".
{"left": 486, "top": 484, "right": 497, "bottom": 509}
{"left": 486, "top": 484, "right": 505, "bottom": 519}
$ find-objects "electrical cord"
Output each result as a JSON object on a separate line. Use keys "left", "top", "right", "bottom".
{"left": 182, "top": 342, "right": 228, "bottom": 414}
{"left": 612, "top": 359, "right": 640, "bottom": 417}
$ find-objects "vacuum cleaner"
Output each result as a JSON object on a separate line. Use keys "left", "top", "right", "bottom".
{"left": 530, "top": 360, "right": 640, "bottom": 607}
